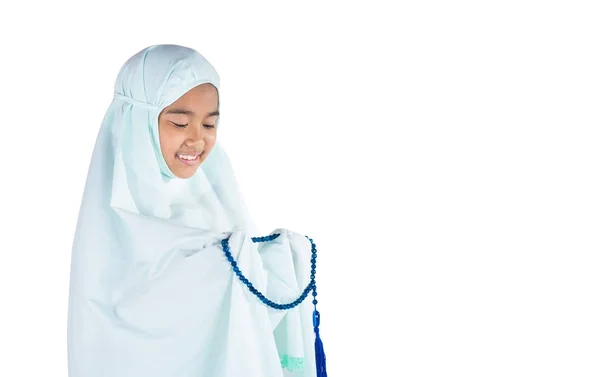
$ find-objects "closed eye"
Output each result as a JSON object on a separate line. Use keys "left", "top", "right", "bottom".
{"left": 171, "top": 122, "right": 216, "bottom": 129}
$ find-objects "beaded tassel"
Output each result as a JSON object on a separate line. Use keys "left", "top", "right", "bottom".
{"left": 220, "top": 233, "right": 328, "bottom": 376}
{"left": 308, "top": 237, "right": 327, "bottom": 377}
{"left": 313, "top": 310, "right": 327, "bottom": 377}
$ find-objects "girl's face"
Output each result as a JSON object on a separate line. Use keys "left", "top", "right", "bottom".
{"left": 158, "top": 83, "right": 220, "bottom": 179}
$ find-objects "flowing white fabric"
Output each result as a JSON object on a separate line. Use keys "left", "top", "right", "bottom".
{"left": 67, "top": 44, "right": 317, "bottom": 377}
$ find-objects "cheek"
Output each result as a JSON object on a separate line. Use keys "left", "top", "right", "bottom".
{"left": 205, "top": 134, "right": 217, "bottom": 151}
{"left": 158, "top": 124, "right": 180, "bottom": 155}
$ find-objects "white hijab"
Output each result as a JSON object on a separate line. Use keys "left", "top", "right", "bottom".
{"left": 67, "top": 44, "right": 319, "bottom": 377}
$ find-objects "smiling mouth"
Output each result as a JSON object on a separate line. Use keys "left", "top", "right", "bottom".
{"left": 176, "top": 152, "right": 203, "bottom": 166}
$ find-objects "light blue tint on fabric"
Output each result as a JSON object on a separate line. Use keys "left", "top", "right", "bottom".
{"left": 281, "top": 355, "right": 306, "bottom": 372}
{"left": 67, "top": 45, "right": 318, "bottom": 377}
{"left": 112, "top": 93, "right": 174, "bottom": 181}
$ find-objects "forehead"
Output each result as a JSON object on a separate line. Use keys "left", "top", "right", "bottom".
{"left": 168, "top": 83, "right": 219, "bottom": 111}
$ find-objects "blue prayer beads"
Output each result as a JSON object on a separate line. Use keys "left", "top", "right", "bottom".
{"left": 221, "top": 232, "right": 328, "bottom": 376}
{"left": 220, "top": 232, "right": 319, "bottom": 311}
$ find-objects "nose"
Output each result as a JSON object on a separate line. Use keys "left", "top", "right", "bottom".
{"left": 184, "top": 125, "right": 207, "bottom": 148}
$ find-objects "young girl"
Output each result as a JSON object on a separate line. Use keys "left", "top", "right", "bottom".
{"left": 67, "top": 44, "right": 326, "bottom": 377}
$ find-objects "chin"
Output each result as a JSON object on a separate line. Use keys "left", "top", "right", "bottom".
{"left": 173, "top": 169, "right": 198, "bottom": 179}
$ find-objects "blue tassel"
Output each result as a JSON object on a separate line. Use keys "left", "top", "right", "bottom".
{"left": 313, "top": 309, "right": 327, "bottom": 377}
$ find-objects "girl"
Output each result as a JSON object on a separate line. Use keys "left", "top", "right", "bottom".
{"left": 67, "top": 44, "right": 326, "bottom": 377}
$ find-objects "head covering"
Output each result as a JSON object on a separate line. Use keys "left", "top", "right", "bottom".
{"left": 67, "top": 45, "right": 320, "bottom": 377}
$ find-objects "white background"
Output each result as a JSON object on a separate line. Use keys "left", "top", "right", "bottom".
{"left": 1, "top": 1, "right": 599, "bottom": 376}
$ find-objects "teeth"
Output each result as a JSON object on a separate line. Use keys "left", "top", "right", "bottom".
{"left": 177, "top": 154, "right": 198, "bottom": 160}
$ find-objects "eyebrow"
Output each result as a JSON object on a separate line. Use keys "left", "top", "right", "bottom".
{"left": 165, "top": 108, "right": 220, "bottom": 117}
